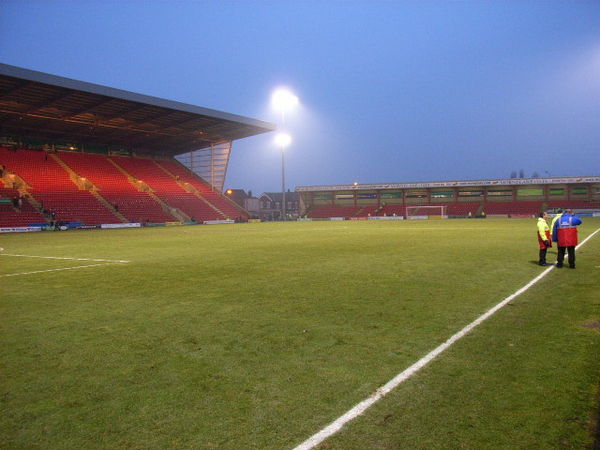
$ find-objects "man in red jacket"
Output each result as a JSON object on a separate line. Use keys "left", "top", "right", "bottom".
{"left": 552, "top": 209, "right": 582, "bottom": 269}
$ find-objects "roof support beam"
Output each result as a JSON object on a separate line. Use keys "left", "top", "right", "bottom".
{"left": 21, "top": 89, "right": 75, "bottom": 115}
{"left": 98, "top": 102, "right": 153, "bottom": 121}
{"left": 0, "top": 79, "right": 34, "bottom": 99}
{"left": 62, "top": 97, "right": 117, "bottom": 119}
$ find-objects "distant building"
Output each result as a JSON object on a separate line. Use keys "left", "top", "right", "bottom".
{"left": 224, "top": 189, "right": 299, "bottom": 221}
{"left": 245, "top": 197, "right": 260, "bottom": 218}
{"left": 225, "top": 188, "right": 249, "bottom": 208}
{"left": 259, "top": 191, "right": 299, "bottom": 221}
{"left": 224, "top": 189, "right": 259, "bottom": 218}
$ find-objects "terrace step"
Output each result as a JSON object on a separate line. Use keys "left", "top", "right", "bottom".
{"left": 89, "top": 190, "right": 128, "bottom": 223}
{"left": 154, "top": 160, "right": 231, "bottom": 220}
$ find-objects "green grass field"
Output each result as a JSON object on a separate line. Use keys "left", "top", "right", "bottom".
{"left": 2, "top": 218, "right": 599, "bottom": 449}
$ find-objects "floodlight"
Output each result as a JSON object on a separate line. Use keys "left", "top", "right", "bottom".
{"left": 271, "top": 88, "right": 299, "bottom": 112}
{"left": 271, "top": 87, "right": 298, "bottom": 222}
{"left": 274, "top": 132, "right": 292, "bottom": 148}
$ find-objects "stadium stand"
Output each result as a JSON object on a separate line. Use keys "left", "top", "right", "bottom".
{"left": 0, "top": 64, "right": 270, "bottom": 229}
{"left": 298, "top": 176, "right": 600, "bottom": 219}
{"left": 157, "top": 159, "right": 248, "bottom": 220}
{"left": 446, "top": 202, "right": 481, "bottom": 216}
{"left": 306, "top": 201, "right": 557, "bottom": 219}
{"left": 483, "top": 201, "right": 543, "bottom": 216}
{"left": 0, "top": 148, "right": 249, "bottom": 227}
{"left": 359, "top": 205, "right": 381, "bottom": 217}
{"left": 110, "top": 156, "right": 229, "bottom": 222}
{"left": 310, "top": 205, "right": 361, "bottom": 218}
{"left": 0, "top": 147, "right": 121, "bottom": 225}
{"left": 0, "top": 186, "right": 46, "bottom": 226}
{"left": 547, "top": 200, "right": 600, "bottom": 210}
{"left": 55, "top": 151, "right": 175, "bottom": 224}
{"left": 379, "top": 204, "right": 406, "bottom": 217}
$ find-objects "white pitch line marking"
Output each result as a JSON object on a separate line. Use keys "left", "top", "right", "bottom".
{"left": 293, "top": 227, "right": 600, "bottom": 450}
{"left": 0, "top": 263, "right": 122, "bottom": 278}
{"left": 0, "top": 254, "right": 129, "bottom": 263}
{"left": 0, "top": 248, "right": 130, "bottom": 277}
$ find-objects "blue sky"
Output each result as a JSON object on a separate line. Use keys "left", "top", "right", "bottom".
{"left": 1, "top": 0, "right": 599, "bottom": 194}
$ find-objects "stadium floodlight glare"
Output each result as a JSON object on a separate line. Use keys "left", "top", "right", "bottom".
{"left": 274, "top": 132, "right": 292, "bottom": 148}
{"left": 271, "top": 88, "right": 299, "bottom": 118}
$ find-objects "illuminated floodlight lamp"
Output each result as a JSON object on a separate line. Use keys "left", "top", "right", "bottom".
{"left": 271, "top": 88, "right": 299, "bottom": 113}
{"left": 274, "top": 132, "right": 292, "bottom": 149}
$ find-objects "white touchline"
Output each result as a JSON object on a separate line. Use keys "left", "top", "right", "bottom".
{"left": 0, "top": 263, "right": 122, "bottom": 278}
{"left": 293, "top": 227, "right": 600, "bottom": 450}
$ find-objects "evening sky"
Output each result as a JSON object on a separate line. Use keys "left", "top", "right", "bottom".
{"left": 1, "top": 0, "right": 599, "bottom": 194}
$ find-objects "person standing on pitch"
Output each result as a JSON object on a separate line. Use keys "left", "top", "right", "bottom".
{"left": 550, "top": 208, "right": 563, "bottom": 244}
{"left": 552, "top": 209, "right": 582, "bottom": 269}
{"left": 536, "top": 212, "right": 552, "bottom": 266}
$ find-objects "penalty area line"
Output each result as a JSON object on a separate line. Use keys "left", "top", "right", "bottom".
{"left": 293, "top": 227, "right": 600, "bottom": 450}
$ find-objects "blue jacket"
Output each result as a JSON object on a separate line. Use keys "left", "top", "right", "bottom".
{"left": 552, "top": 213, "right": 582, "bottom": 243}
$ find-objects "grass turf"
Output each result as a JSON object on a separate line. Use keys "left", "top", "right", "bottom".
{"left": 1, "top": 218, "right": 599, "bottom": 448}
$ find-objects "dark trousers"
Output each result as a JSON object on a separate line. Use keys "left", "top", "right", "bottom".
{"left": 557, "top": 246, "right": 575, "bottom": 268}
{"left": 538, "top": 249, "right": 547, "bottom": 265}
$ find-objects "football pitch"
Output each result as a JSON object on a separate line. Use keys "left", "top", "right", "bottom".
{"left": 2, "top": 218, "right": 599, "bottom": 449}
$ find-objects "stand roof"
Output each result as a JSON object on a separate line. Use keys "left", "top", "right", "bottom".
{"left": 0, "top": 64, "right": 275, "bottom": 157}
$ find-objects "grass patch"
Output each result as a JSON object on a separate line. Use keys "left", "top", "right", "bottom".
{"left": 1, "top": 219, "right": 599, "bottom": 448}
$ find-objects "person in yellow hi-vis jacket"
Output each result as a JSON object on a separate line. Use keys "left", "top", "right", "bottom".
{"left": 537, "top": 212, "right": 552, "bottom": 266}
